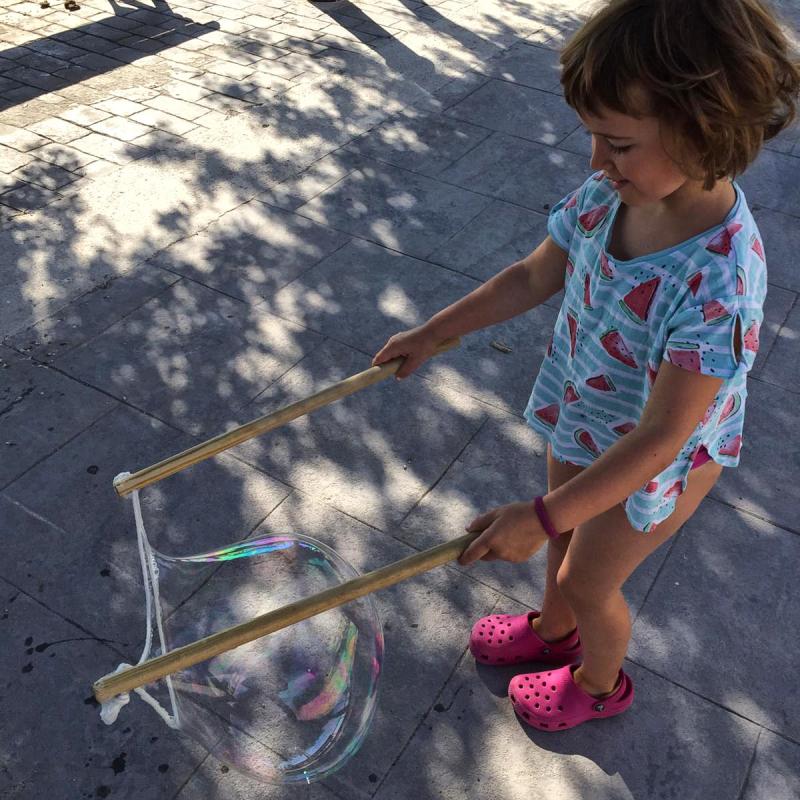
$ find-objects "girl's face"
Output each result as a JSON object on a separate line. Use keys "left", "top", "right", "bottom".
{"left": 580, "top": 106, "right": 693, "bottom": 206}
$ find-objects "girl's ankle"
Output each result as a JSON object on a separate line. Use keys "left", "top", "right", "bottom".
{"left": 572, "top": 666, "right": 619, "bottom": 698}
{"left": 530, "top": 613, "right": 577, "bottom": 643}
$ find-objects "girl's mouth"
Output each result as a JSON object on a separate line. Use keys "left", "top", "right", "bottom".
{"left": 609, "top": 177, "right": 629, "bottom": 190}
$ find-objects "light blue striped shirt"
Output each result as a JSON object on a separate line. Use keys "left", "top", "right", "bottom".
{"left": 524, "top": 173, "right": 766, "bottom": 532}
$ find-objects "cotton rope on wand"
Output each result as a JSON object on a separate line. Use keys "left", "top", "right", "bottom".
{"left": 93, "top": 529, "right": 480, "bottom": 703}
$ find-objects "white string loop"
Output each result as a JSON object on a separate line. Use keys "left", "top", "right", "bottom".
{"left": 99, "top": 473, "right": 180, "bottom": 729}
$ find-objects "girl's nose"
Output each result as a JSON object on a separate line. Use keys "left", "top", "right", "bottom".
{"left": 589, "top": 136, "right": 612, "bottom": 172}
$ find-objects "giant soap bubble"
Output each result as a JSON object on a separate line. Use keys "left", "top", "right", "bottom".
{"left": 102, "top": 512, "right": 383, "bottom": 785}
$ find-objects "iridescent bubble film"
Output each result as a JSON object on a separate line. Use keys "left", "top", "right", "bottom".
{"left": 146, "top": 534, "right": 383, "bottom": 784}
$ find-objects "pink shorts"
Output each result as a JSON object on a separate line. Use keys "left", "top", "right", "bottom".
{"left": 690, "top": 445, "right": 713, "bottom": 470}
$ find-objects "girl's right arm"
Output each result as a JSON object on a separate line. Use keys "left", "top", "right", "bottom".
{"left": 372, "top": 235, "right": 568, "bottom": 378}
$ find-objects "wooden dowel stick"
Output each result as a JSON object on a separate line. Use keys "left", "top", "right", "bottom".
{"left": 93, "top": 529, "right": 480, "bottom": 703}
{"left": 114, "top": 338, "right": 459, "bottom": 497}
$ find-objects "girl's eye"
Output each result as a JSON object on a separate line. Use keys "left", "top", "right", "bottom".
{"left": 609, "top": 144, "right": 632, "bottom": 155}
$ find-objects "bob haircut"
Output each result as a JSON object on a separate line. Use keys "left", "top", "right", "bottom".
{"left": 560, "top": 0, "right": 800, "bottom": 189}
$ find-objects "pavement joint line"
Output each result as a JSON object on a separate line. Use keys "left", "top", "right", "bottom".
{"left": 414, "top": 171, "right": 504, "bottom": 255}
{"left": 747, "top": 370, "right": 800, "bottom": 400}
{"left": 397, "top": 414, "right": 490, "bottom": 530}
{"left": 755, "top": 289, "right": 797, "bottom": 373}
{"left": 735, "top": 727, "right": 762, "bottom": 800}
{"left": 263, "top": 199, "right": 486, "bottom": 287}
{"left": 706, "top": 488, "right": 800, "bottom": 537}
{"left": 0, "top": 572, "right": 129, "bottom": 662}
{"left": 2, "top": 269, "right": 182, "bottom": 359}
{"left": 555, "top": 119, "right": 583, "bottom": 147}
{"left": 169, "top": 751, "right": 211, "bottom": 800}
{"left": 625, "top": 656, "right": 800, "bottom": 748}
{"left": 763, "top": 278, "right": 800, "bottom": 296}
{"left": 0, "top": 400, "right": 118, "bottom": 494}
{"left": 371, "top": 644, "right": 474, "bottom": 798}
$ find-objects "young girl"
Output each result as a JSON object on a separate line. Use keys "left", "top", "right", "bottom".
{"left": 372, "top": 0, "right": 799, "bottom": 731}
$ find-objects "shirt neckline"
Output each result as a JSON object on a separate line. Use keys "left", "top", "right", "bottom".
{"left": 602, "top": 182, "right": 743, "bottom": 266}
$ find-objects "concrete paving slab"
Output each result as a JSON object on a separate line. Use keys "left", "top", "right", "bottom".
{"left": 741, "top": 731, "right": 800, "bottom": 800}
{"left": 0, "top": 492, "right": 148, "bottom": 649}
{"left": 149, "top": 200, "right": 351, "bottom": 303}
{"left": 374, "top": 655, "right": 758, "bottom": 800}
{"left": 371, "top": 25, "right": 511, "bottom": 89}
{"left": 237, "top": 338, "right": 487, "bottom": 529}
{"left": 557, "top": 121, "right": 592, "bottom": 157}
{"left": 476, "top": 40, "right": 563, "bottom": 93}
{"left": 257, "top": 148, "right": 363, "bottom": 212}
{"left": 426, "top": 198, "right": 549, "bottom": 281}
{"left": 2, "top": 403, "right": 290, "bottom": 554}
{"left": 765, "top": 118, "right": 800, "bottom": 156}
{"left": 398, "top": 412, "right": 676, "bottom": 617}
{"left": 5, "top": 267, "right": 178, "bottom": 362}
{"left": 292, "top": 157, "right": 492, "bottom": 260}
{"left": 0, "top": 345, "right": 115, "bottom": 489}
{"left": 0, "top": 583, "right": 206, "bottom": 800}
{"left": 750, "top": 284, "right": 796, "bottom": 379}
{"left": 445, "top": 79, "right": 578, "bottom": 147}
{"left": 343, "top": 105, "right": 491, "bottom": 177}
{"left": 176, "top": 755, "right": 340, "bottom": 800}
{"left": 738, "top": 149, "right": 800, "bottom": 218}
{"left": 753, "top": 206, "right": 800, "bottom": 293}
{"left": 439, "top": 132, "right": 590, "bottom": 213}
{"left": 0, "top": 162, "right": 248, "bottom": 339}
{"left": 271, "top": 237, "right": 479, "bottom": 353}
{"left": 250, "top": 70, "right": 428, "bottom": 163}
{"left": 759, "top": 296, "right": 800, "bottom": 392}
{"left": 412, "top": 68, "right": 492, "bottom": 115}
{"left": 413, "top": 302, "right": 560, "bottom": 414}
{"left": 629, "top": 498, "right": 800, "bottom": 740}
{"left": 711, "top": 378, "right": 798, "bottom": 533}
{"left": 54, "top": 279, "right": 325, "bottom": 436}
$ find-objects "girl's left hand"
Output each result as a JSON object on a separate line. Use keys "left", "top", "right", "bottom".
{"left": 458, "top": 501, "right": 549, "bottom": 566}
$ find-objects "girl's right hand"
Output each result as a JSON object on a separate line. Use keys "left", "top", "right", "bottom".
{"left": 371, "top": 324, "right": 441, "bottom": 379}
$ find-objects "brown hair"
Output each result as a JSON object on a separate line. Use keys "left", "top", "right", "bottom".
{"left": 560, "top": 0, "right": 800, "bottom": 188}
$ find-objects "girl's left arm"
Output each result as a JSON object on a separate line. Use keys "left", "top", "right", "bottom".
{"left": 459, "top": 363, "right": 723, "bottom": 565}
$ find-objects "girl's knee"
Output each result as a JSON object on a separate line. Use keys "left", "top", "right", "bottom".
{"left": 556, "top": 563, "right": 619, "bottom": 609}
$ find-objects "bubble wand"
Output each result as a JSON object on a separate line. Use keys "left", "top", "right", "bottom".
{"left": 94, "top": 337, "right": 467, "bottom": 703}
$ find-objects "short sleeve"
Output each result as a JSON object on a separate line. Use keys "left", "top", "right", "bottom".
{"left": 664, "top": 295, "right": 762, "bottom": 378}
{"left": 547, "top": 187, "right": 581, "bottom": 252}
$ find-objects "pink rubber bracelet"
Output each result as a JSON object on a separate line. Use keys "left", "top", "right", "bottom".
{"left": 534, "top": 495, "right": 560, "bottom": 540}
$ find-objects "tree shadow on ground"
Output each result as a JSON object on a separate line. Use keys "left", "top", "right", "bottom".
{"left": 0, "top": 0, "right": 219, "bottom": 112}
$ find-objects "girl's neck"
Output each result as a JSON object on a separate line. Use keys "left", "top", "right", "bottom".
{"left": 645, "top": 178, "right": 736, "bottom": 225}
{"left": 610, "top": 179, "right": 737, "bottom": 261}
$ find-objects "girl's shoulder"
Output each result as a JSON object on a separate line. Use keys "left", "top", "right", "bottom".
{"left": 676, "top": 185, "right": 767, "bottom": 307}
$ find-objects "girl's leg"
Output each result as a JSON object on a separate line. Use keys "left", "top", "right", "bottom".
{"left": 530, "top": 446, "right": 584, "bottom": 641}
{"left": 557, "top": 459, "right": 724, "bottom": 696}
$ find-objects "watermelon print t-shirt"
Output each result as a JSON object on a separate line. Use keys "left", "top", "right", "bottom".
{"left": 524, "top": 173, "right": 766, "bottom": 532}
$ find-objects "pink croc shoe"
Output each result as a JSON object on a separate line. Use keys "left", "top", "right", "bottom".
{"left": 509, "top": 664, "right": 634, "bottom": 731}
{"left": 469, "top": 611, "right": 582, "bottom": 666}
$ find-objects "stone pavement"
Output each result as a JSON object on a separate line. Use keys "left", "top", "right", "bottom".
{"left": 1, "top": 0, "right": 799, "bottom": 798}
